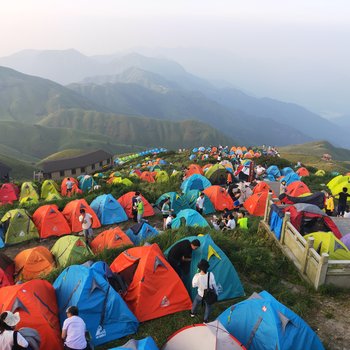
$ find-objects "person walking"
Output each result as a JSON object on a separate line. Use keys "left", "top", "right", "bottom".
{"left": 62, "top": 306, "right": 88, "bottom": 350}
{"left": 190, "top": 259, "right": 218, "bottom": 323}
{"left": 79, "top": 209, "right": 93, "bottom": 245}
{"left": 335, "top": 187, "right": 350, "bottom": 216}
{"left": 66, "top": 178, "right": 74, "bottom": 197}
{"left": 0, "top": 311, "right": 29, "bottom": 350}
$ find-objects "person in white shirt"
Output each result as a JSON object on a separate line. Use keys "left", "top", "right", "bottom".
{"left": 0, "top": 311, "right": 29, "bottom": 350}
{"left": 62, "top": 306, "right": 88, "bottom": 350}
{"left": 79, "top": 209, "right": 93, "bottom": 245}
{"left": 66, "top": 178, "right": 74, "bottom": 197}
{"left": 223, "top": 214, "right": 236, "bottom": 230}
{"left": 256, "top": 165, "right": 266, "bottom": 178}
{"left": 165, "top": 213, "right": 176, "bottom": 229}
{"left": 190, "top": 259, "right": 218, "bottom": 323}
{"left": 196, "top": 193, "right": 205, "bottom": 215}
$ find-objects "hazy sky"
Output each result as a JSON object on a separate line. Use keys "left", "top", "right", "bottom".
{"left": 1, "top": 0, "right": 350, "bottom": 116}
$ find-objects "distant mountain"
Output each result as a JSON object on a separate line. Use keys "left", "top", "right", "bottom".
{"left": 0, "top": 66, "right": 103, "bottom": 122}
{"left": 332, "top": 115, "right": 350, "bottom": 129}
{"left": 39, "top": 109, "right": 236, "bottom": 149}
{"left": 68, "top": 79, "right": 312, "bottom": 146}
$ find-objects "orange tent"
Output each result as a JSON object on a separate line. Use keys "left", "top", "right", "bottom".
{"left": 285, "top": 181, "right": 311, "bottom": 197}
{"left": 91, "top": 227, "right": 133, "bottom": 254}
{"left": 110, "top": 243, "right": 192, "bottom": 322}
{"left": 62, "top": 199, "right": 101, "bottom": 232}
{"left": 118, "top": 192, "right": 155, "bottom": 218}
{"left": 0, "top": 183, "right": 18, "bottom": 205}
{"left": 14, "top": 246, "right": 55, "bottom": 281}
{"left": 252, "top": 182, "right": 277, "bottom": 197}
{"left": 296, "top": 167, "right": 310, "bottom": 177}
{"left": 185, "top": 164, "right": 204, "bottom": 178}
{"left": 140, "top": 171, "right": 156, "bottom": 183}
{"left": 0, "top": 280, "right": 63, "bottom": 350}
{"left": 33, "top": 204, "right": 71, "bottom": 238}
{"left": 203, "top": 185, "right": 234, "bottom": 211}
{"left": 243, "top": 191, "right": 268, "bottom": 216}
{"left": 61, "top": 177, "right": 82, "bottom": 197}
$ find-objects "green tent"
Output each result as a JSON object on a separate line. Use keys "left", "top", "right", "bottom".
{"left": 205, "top": 164, "right": 227, "bottom": 185}
{"left": 304, "top": 232, "right": 350, "bottom": 260}
{"left": 41, "top": 179, "right": 60, "bottom": 199}
{"left": 155, "top": 170, "right": 169, "bottom": 183}
{"left": 19, "top": 182, "right": 39, "bottom": 202}
{"left": 315, "top": 169, "right": 326, "bottom": 177}
{"left": 51, "top": 235, "right": 94, "bottom": 267}
{"left": 0, "top": 209, "right": 39, "bottom": 245}
{"left": 327, "top": 175, "right": 350, "bottom": 201}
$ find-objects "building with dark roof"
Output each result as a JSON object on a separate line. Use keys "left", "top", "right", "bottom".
{"left": 41, "top": 150, "right": 113, "bottom": 180}
{"left": 0, "top": 162, "right": 11, "bottom": 182}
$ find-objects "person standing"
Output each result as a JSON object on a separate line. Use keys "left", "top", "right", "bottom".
{"left": 79, "top": 209, "right": 93, "bottom": 245}
{"left": 131, "top": 192, "right": 140, "bottom": 222}
{"left": 136, "top": 197, "right": 144, "bottom": 223}
{"left": 167, "top": 239, "right": 201, "bottom": 280}
{"left": 66, "top": 178, "right": 74, "bottom": 197}
{"left": 336, "top": 187, "right": 350, "bottom": 216}
{"left": 0, "top": 311, "right": 29, "bottom": 350}
{"left": 190, "top": 259, "right": 218, "bottom": 323}
{"left": 325, "top": 192, "right": 334, "bottom": 216}
{"left": 161, "top": 197, "right": 172, "bottom": 230}
{"left": 195, "top": 192, "right": 205, "bottom": 215}
{"left": 62, "top": 306, "right": 88, "bottom": 350}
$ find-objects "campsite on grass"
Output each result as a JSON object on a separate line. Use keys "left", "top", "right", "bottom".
{"left": 1, "top": 145, "right": 350, "bottom": 350}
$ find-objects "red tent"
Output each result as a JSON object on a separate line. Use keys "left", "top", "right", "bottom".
{"left": 243, "top": 191, "right": 269, "bottom": 216}
{"left": 285, "top": 181, "right": 311, "bottom": 197}
{"left": 62, "top": 199, "right": 101, "bottom": 232}
{"left": 203, "top": 186, "right": 234, "bottom": 211}
{"left": 0, "top": 183, "right": 19, "bottom": 205}
{"left": 0, "top": 280, "right": 63, "bottom": 350}
{"left": 117, "top": 192, "right": 154, "bottom": 218}
{"left": 110, "top": 244, "right": 191, "bottom": 322}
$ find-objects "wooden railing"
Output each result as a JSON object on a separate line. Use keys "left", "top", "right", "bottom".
{"left": 260, "top": 192, "right": 350, "bottom": 290}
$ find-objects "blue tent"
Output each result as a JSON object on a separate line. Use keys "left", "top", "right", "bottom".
{"left": 181, "top": 174, "right": 212, "bottom": 193}
{"left": 109, "top": 337, "right": 159, "bottom": 350}
{"left": 266, "top": 166, "right": 281, "bottom": 179}
{"left": 126, "top": 222, "right": 159, "bottom": 245}
{"left": 184, "top": 190, "right": 215, "bottom": 215}
{"left": 90, "top": 194, "right": 128, "bottom": 225}
{"left": 217, "top": 290, "right": 324, "bottom": 350}
{"left": 165, "top": 234, "right": 244, "bottom": 300}
{"left": 189, "top": 154, "right": 196, "bottom": 160}
{"left": 280, "top": 172, "right": 300, "bottom": 186}
{"left": 53, "top": 262, "right": 139, "bottom": 347}
{"left": 281, "top": 167, "right": 294, "bottom": 176}
{"left": 79, "top": 175, "right": 97, "bottom": 192}
{"left": 171, "top": 209, "right": 209, "bottom": 229}
{"left": 155, "top": 192, "right": 190, "bottom": 214}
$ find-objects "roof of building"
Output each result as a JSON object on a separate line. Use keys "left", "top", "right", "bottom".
{"left": 41, "top": 149, "right": 113, "bottom": 173}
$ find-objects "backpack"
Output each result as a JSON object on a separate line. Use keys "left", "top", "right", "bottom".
{"left": 203, "top": 272, "right": 217, "bottom": 305}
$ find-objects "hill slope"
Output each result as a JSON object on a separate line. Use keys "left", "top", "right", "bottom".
{"left": 0, "top": 66, "right": 104, "bottom": 122}
{"left": 0, "top": 121, "right": 144, "bottom": 161}
{"left": 39, "top": 109, "right": 235, "bottom": 149}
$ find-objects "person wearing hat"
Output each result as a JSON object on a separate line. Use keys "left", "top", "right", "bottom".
{"left": 0, "top": 311, "right": 29, "bottom": 350}
{"left": 62, "top": 306, "right": 87, "bottom": 350}
{"left": 190, "top": 259, "right": 218, "bottom": 323}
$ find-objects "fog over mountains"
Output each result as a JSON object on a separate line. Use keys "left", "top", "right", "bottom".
{"left": 0, "top": 48, "right": 349, "bottom": 151}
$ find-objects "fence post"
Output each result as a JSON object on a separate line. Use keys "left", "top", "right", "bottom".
{"left": 301, "top": 237, "right": 314, "bottom": 274}
{"left": 263, "top": 191, "right": 273, "bottom": 222}
{"left": 315, "top": 253, "right": 329, "bottom": 290}
{"left": 279, "top": 212, "right": 290, "bottom": 245}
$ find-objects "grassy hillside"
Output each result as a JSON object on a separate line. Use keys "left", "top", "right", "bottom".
{"left": 0, "top": 120, "right": 144, "bottom": 162}
{"left": 38, "top": 149, "right": 94, "bottom": 163}
{"left": 279, "top": 141, "right": 350, "bottom": 173}
{"left": 39, "top": 108, "right": 235, "bottom": 149}
{"left": 0, "top": 153, "right": 36, "bottom": 179}
{"left": 0, "top": 66, "right": 103, "bottom": 122}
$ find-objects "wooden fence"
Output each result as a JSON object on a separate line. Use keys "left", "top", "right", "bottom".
{"left": 259, "top": 192, "right": 350, "bottom": 290}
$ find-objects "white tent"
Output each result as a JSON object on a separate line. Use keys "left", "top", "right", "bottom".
{"left": 162, "top": 321, "right": 245, "bottom": 350}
